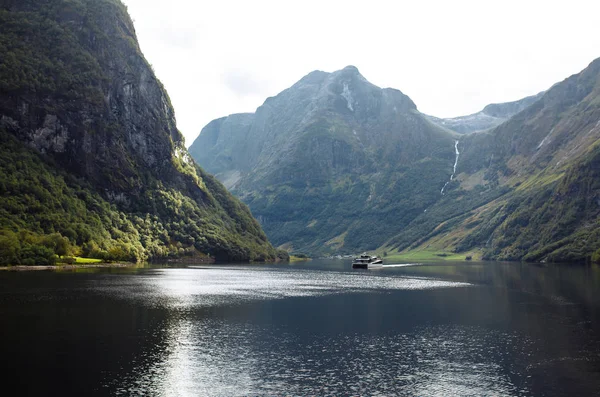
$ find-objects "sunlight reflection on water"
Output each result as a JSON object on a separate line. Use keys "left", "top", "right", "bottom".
{"left": 114, "top": 320, "right": 530, "bottom": 397}
{"left": 4, "top": 263, "right": 599, "bottom": 396}
{"left": 99, "top": 267, "right": 531, "bottom": 396}
{"left": 92, "top": 267, "right": 471, "bottom": 310}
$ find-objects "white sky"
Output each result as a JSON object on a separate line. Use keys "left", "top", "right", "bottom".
{"left": 121, "top": 0, "right": 600, "bottom": 146}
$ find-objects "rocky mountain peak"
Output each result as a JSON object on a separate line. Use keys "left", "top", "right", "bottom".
{"left": 191, "top": 64, "right": 454, "bottom": 255}
{"left": 194, "top": 57, "right": 600, "bottom": 264}
{"left": 336, "top": 65, "right": 364, "bottom": 81}
{"left": 332, "top": 65, "right": 369, "bottom": 85}
{"left": 341, "top": 65, "right": 360, "bottom": 73}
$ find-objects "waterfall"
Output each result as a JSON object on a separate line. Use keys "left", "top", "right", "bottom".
{"left": 441, "top": 140, "right": 460, "bottom": 195}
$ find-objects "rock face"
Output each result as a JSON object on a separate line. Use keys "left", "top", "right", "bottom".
{"left": 193, "top": 59, "right": 600, "bottom": 263}
{"left": 426, "top": 92, "right": 544, "bottom": 134}
{"left": 388, "top": 58, "right": 600, "bottom": 263}
{"left": 0, "top": 0, "right": 184, "bottom": 193}
{"left": 191, "top": 66, "right": 457, "bottom": 254}
{"left": 0, "top": 0, "right": 276, "bottom": 262}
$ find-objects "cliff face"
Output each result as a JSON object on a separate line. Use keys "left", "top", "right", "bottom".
{"left": 189, "top": 113, "right": 256, "bottom": 189}
{"left": 193, "top": 59, "right": 600, "bottom": 263}
{"left": 191, "top": 66, "right": 457, "bottom": 255}
{"left": 0, "top": 0, "right": 186, "bottom": 194}
{"left": 388, "top": 58, "right": 600, "bottom": 263}
{"left": 0, "top": 0, "right": 276, "bottom": 263}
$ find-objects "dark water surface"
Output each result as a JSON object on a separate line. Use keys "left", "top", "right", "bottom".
{"left": 1, "top": 260, "right": 600, "bottom": 396}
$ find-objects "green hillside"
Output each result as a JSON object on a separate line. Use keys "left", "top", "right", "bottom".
{"left": 385, "top": 59, "right": 600, "bottom": 263}
{"left": 193, "top": 59, "right": 600, "bottom": 263}
{"left": 0, "top": 0, "right": 277, "bottom": 264}
{"left": 191, "top": 66, "right": 458, "bottom": 255}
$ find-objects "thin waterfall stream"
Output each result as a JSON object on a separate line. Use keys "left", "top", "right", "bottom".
{"left": 441, "top": 140, "right": 460, "bottom": 195}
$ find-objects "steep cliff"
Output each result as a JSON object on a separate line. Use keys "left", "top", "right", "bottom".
{"left": 0, "top": 0, "right": 276, "bottom": 263}
{"left": 191, "top": 66, "right": 457, "bottom": 255}
{"left": 387, "top": 58, "right": 600, "bottom": 263}
{"left": 193, "top": 59, "right": 600, "bottom": 263}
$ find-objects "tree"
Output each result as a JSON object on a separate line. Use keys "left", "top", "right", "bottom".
{"left": 0, "top": 231, "right": 20, "bottom": 265}
{"left": 42, "top": 233, "right": 71, "bottom": 256}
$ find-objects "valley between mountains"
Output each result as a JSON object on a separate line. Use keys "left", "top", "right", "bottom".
{"left": 0, "top": 0, "right": 598, "bottom": 265}
{"left": 191, "top": 62, "right": 600, "bottom": 263}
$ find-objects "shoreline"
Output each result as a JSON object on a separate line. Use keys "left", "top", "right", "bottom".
{"left": 0, "top": 263, "right": 137, "bottom": 272}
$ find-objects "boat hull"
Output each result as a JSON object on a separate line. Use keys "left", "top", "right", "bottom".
{"left": 352, "top": 262, "right": 383, "bottom": 269}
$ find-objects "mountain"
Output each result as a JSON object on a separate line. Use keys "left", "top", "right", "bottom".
{"left": 0, "top": 0, "right": 277, "bottom": 264}
{"left": 426, "top": 92, "right": 544, "bottom": 134}
{"left": 191, "top": 66, "right": 459, "bottom": 255}
{"left": 386, "top": 58, "right": 600, "bottom": 263}
{"left": 192, "top": 60, "right": 600, "bottom": 263}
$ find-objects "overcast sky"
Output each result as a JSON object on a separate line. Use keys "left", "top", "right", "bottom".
{"left": 122, "top": 0, "right": 600, "bottom": 146}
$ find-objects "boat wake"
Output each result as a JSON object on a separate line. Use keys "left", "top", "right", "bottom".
{"left": 383, "top": 263, "right": 423, "bottom": 268}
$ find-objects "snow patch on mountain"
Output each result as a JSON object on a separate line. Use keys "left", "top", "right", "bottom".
{"left": 342, "top": 82, "right": 354, "bottom": 112}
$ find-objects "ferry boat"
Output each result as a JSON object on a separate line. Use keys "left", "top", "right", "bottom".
{"left": 352, "top": 253, "right": 383, "bottom": 269}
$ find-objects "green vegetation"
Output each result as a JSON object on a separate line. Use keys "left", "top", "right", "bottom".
{"left": 275, "top": 249, "right": 291, "bottom": 262}
{"left": 190, "top": 53, "right": 600, "bottom": 265}
{"left": 0, "top": 6, "right": 104, "bottom": 106}
{"left": 0, "top": 129, "right": 277, "bottom": 263}
{"left": 452, "top": 145, "right": 600, "bottom": 263}
{"left": 191, "top": 66, "right": 459, "bottom": 258}
{"left": 0, "top": 130, "right": 141, "bottom": 264}
{"left": 244, "top": 136, "right": 456, "bottom": 256}
{"left": 290, "top": 253, "right": 311, "bottom": 262}
{"left": 383, "top": 146, "right": 600, "bottom": 264}
{"left": 73, "top": 257, "right": 103, "bottom": 264}
{"left": 499, "top": 145, "right": 600, "bottom": 263}
{"left": 384, "top": 250, "right": 475, "bottom": 262}
{"left": 380, "top": 59, "right": 600, "bottom": 265}
{"left": 0, "top": 0, "right": 277, "bottom": 264}
{"left": 383, "top": 136, "right": 600, "bottom": 264}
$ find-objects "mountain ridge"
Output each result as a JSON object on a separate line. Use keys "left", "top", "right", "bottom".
{"left": 192, "top": 60, "right": 600, "bottom": 263}
{"left": 387, "top": 58, "right": 600, "bottom": 263}
{"left": 425, "top": 92, "right": 545, "bottom": 134}
{"left": 191, "top": 66, "right": 458, "bottom": 255}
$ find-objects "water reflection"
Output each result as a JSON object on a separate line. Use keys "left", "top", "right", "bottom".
{"left": 1, "top": 262, "right": 600, "bottom": 396}
{"left": 98, "top": 267, "right": 471, "bottom": 395}
{"left": 122, "top": 320, "right": 533, "bottom": 396}
{"left": 101, "top": 265, "right": 600, "bottom": 396}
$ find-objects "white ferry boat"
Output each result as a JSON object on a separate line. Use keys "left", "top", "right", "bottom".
{"left": 352, "top": 253, "right": 383, "bottom": 269}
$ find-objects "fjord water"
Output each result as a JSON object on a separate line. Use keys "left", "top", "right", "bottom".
{"left": 1, "top": 261, "right": 599, "bottom": 396}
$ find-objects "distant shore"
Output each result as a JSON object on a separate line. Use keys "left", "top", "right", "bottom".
{"left": 0, "top": 263, "right": 136, "bottom": 272}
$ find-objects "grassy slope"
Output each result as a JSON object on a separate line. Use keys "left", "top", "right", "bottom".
{"left": 385, "top": 145, "right": 600, "bottom": 264}
{"left": 383, "top": 250, "right": 476, "bottom": 262}
{"left": 385, "top": 124, "right": 600, "bottom": 264}
{"left": 382, "top": 59, "right": 600, "bottom": 264}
